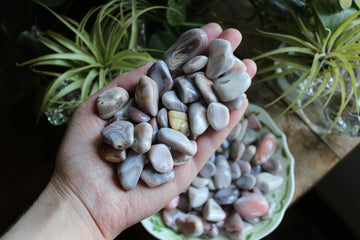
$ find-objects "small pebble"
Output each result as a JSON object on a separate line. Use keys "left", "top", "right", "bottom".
{"left": 207, "top": 102, "right": 230, "bottom": 131}
{"left": 235, "top": 174, "right": 256, "bottom": 190}
{"left": 135, "top": 75, "right": 159, "bottom": 117}
{"left": 194, "top": 74, "right": 218, "bottom": 104}
{"left": 203, "top": 198, "right": 226, "bottom": 222}
{"left": 101, "top": 120, "right": 134, "bottom": 150}
{"left": 174, "top": 76, "right": 201, "bottom": 104}
{"left": 206, "top": 39, "right": 234, "bottom": 79}
{"left": 189, "top": 186, "right": 210, "bottom": 208}
{"left": 162, "top": 90, "right": 188, "bottom": 112}
{"left": 234, "top": 192, "right": 269, "bottom": 218}
{"left": 252, "top": 133, "right": 277, "bottom": 165}
{"left": 182, "top": 55, "right": 208, "bottom": 74}
{"left": 148, "top": 60, "right": 174, "bottom": 96}
{"left": 158, "top": 128, "right": 197, "bottom": 156}
{"left": 156, "top": 108, "right": 169, "bottom": 128}
{"left": 141, "top": 166, "right": 175, "bottom": 188}
{"left": 131, "top": 122, "right": 153, "bottom": 154}
{"left": 99, "top": 143, "right": 126, "bottom": 163}
{"left": 168, "top": 110, "right": 190, "bottom": 136}
{"left": 256, "top": 172, "right": 283, "bottom": 193}
{"left": 148, "top": 144, "right": 173, "bottom": 173}
{"left": 117, "top": 150, "right": 146, "bottom": 190}
{"left": 97, "top": 87, "right": 129, "bottom": 120}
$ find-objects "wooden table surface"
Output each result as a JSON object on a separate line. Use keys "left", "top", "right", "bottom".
{"left": 1, "top": 81, "right": 359, "bottom": 238}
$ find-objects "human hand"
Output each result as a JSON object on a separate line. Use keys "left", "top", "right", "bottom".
{"left": 2, "top": 23, "right": 256, "bottom": 240}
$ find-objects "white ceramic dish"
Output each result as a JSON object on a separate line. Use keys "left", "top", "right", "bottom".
{"left": 141, "top": 103, "right": 295, "bottom": 240}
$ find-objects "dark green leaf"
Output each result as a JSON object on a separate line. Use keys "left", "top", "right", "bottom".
{"left": 166, "top": 0, "right": 189, "bottom": 26}
{"left": 148, "top": 31, "right": 177, "bottom": 58}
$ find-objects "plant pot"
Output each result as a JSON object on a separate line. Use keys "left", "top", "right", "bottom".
{"left": 276, "top": 67, "right": 360, "bottom": 137}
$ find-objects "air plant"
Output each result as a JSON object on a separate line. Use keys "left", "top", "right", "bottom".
{"left": 19, "top": 0, "right": 166, "bottom": 124}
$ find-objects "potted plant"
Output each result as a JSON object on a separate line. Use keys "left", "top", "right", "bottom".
{"left": 253, "top": 0, "right": 360, "bottom": 136}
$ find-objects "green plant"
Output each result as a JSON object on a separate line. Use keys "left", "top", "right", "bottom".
{"left": 253, "top": 2, "right": 360, "bottom": 133}
{"left": 19, "top": 0, "right": 165, "bottom": 123}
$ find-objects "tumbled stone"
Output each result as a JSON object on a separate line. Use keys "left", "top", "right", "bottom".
{"left": 230, "top": 162, "right": 242, "bottom": 180}
{"left": 141, "top": 166, "right": 175, "bottom": 188}
{"left": 188, "top": 101, "right": 209, "bottom": 138}
{"left": 168, "top": 110, "right": 190, "bottom": 136}
{"left": 194, "top": 74, "right": 218, "bottom": 104}
{"left": 147, "top": 60, "right": 174, "bottom": 96}
{"left": 223, "top": 93, "right": 247, "bottom": 111}
{"left": 247, "top": 113, "right": 262, "bottom": 130}
{"left": 230, "top": 141, "right": 245, "bottom": 162}
{"left": 165, "top": 196, "right": 180, "bottom": 211}
{"left": 158, "top": 128, "right": 197, "bottom": 156}
{"left": 251, "top": 164, "right": 262, "bottom": 175}
{"left": 227, "top": 122, "right": 242, "bottom": 141}
{"left": 163, "top": 28, "right": 208, "bottom": 74}
{"left": 135, "top": 75, "right": 159, "bottom": 117}
{"left": 225, "top": 222, "right": 253, "bottom": 240}
{"left": 206, "top": 39, "right": 235, "bottom": 79}
{"left": 213, "top": 70, "right": 251, "bottom": 102}
{"left": 162, "top": 90, "right": 188, "bottom": 112}
{"left": 261, "top": 200, "right": 276, "bottom": 220}
{"left": 242, "top": 216, "right": 260, "bottom": 224}
{"left": 99, "top": 143, "right": 126, "bottom": 163}
{"left": 189, "top": 186, "right": 209, "bottom": 208}
{"left": 238, "top": 160, "right": 251, "bottom": 174}
{"left": 224, "top": 211, "right": 244, "bottom": 232}
{"left": 182, "top": 55, "right": 208, "bottom": 74}
{"left": 242, "top": 128, "right": 258, "bottom": 145}
{"left": 199, "top": 161, "right": 217, "bottom": 178}
{"left": 113, "top": 98, "right": 133, "bottom": 120}
{"left": 237, "top": 119, "right": 248, "bottom": 142}
{"left": 157, "top": 108, "right": 169, "bottom": 128}
{"left": 174, "top": 76, "right": 201, "bottom": 104}
{"left": 192, "top": 176, "right": 210, "bottom": 188}
{"left": 162, "top": 208, "right": 186, "bottom": 231}
{"left": 262, "top": 157, "right": 283, "bottom": 174}
{"left": 101, "top": 120, "right": 134, "bottom": 150}
{"left": 207, "top": 102, "right": 230, "bottom": 131}
{"left": 203, "top": 198, "right": 226, "bottom": 222}
{"left": 131, "top": 122, "right": 153, "bottom": 154}
{"left": 148, "top": 144, "right": 173, "bottom": 173}
{"left": 171, "top": 140, "right": 196, "bottom": 165}
{"left": 97, "top": 87, "right": 129, "bottom": 119}
{"left": 214, "top": 186, "right": 240, "bottom": 205}
{"left": 252, "top": 133, "right": 277, "bottom": 165}
{"left": 235, "top": 174, "right": 256, "bottom": 190}
{"left": 117, "top": 150, "right": 146, "bottom": 190}
{"left": 241, "top": 145, "right": 256, "bottom": 162}
{"left": 176, "top": 214, "right": 204, "bottom": 237}
{"left": 214, "top": 155, "right": 232, "bottom": 189}
{"left": 127, "top": 106, "right": 150, "bottom": 123}
{"left": 256, "top": 172, "right": 283, "bottom": 193}
{"left": 234, "top": 192, "right": 269, "bottom": 217}
{"left": 149, "top": 117, "right": 158, "bottom": 143}
{"left": 201, "top": 220, "right": 219, "bottom": 239}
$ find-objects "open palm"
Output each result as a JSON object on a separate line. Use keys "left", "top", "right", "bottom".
{"left": 52, "top": 23, "right": 257, "bottom": 240}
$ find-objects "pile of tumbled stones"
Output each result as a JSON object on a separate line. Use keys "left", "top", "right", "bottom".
{"left": 96, "top": 28, "right": 251, "bottom": 191}
{"left": 161, "top": 114, "right": 284, "bottom": 239}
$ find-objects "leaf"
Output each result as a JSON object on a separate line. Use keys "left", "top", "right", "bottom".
{"left": 34, "top": 0, "right": 101, "bottom": 61}
{"left": 80, "top": 69, "right": 98, "bottom": 101}
{"left": 46, "top": 31, "right": 89, "bottom": 55}
{"left": 311, "top": 1, "right": 358, "bottom": 32}
{"left": 18, "top": 53, "right": 96, "bottom": 66}
{"left": 166, "top": 0, "right": 188, "bottom": 26}
{"left": 148, "top": 31, "right": 177, "bottom": 58}
{"left": 256, "top": 29, "right": 318, "bottom": 51}
{"left": 327, "top": 10, "right": 360, "bottom": 51}
{"left": 253, "top": 46, "right": 314, "bottom": 61}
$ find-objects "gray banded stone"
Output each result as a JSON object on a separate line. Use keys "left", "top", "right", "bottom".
{"left": 148, "top": 60, "right": 174, "bottom": 96}
{"left": 189, "top": 186, "right": 209, "bottom": 208}
{"left": 188, "top": 101, "right": 209, "bottom": 138}
{"left": 157, "top": 108, "right": 169, "bottom": 128}
{"left": 101, "top": 120, "right": 134, "bottom": 150}
{"left": 99, "top": 143, "right": 126, "bottom": 163}
{"left": 182, "top": 55, "right": 208, "bottom": 74}
{"left": 148, "top": 144, "right": 173, "bottom": 173}
{"left": 206, "top": 39, "right": 235, "bottom": 79}
{"left": 203, "top": 198, "right": 226, "bottom": 222}
{"left": 158, "top": 128, "right": 197, "bottom": 156}
{"left": 194, "top": 74, "right": 218, "bottom": 104}
{"left": 223, "top": 93, "right": 247, "bottom": 111}
{"left": 97, "top": 87, "right": 129, "bottom": 120}
{"left": 213, "top": 70, "right": 251, "bottom": 102}
{"left": 117, "top": 150, "right": 146, "bottom": 190}
{"left": 207, "top": 102, "right": 230, "bottom": 131}
{"left": 162, "top": 90, "right": 188, "bottom": 112}
{"left": 174, "top": 76, "right": 201, "bottom": 104}
{"left": 163, "top": 28, "right": 208, "bottom": 75}
{"left": 127, "top": 106, "right": 150, "bottom": 123}
{"left": 131, "top": 122, "right": 153, "bottom": 154}
{"left": 135, "top": 75, "right": 159, "bottom": 117}
{"left": 141, "top": 166, "right": 175, "bottom": 188}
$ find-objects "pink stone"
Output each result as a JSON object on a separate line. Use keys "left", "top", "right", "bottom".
{"left": 252, "top": 133, "right": 277, "bottom": 165}
{"left": 234, "top": 193, "right": 269, "bottom": 217}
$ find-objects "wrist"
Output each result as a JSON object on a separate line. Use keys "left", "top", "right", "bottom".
{"left": 2, "top": 174, "right": 105, "bottom": 240}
